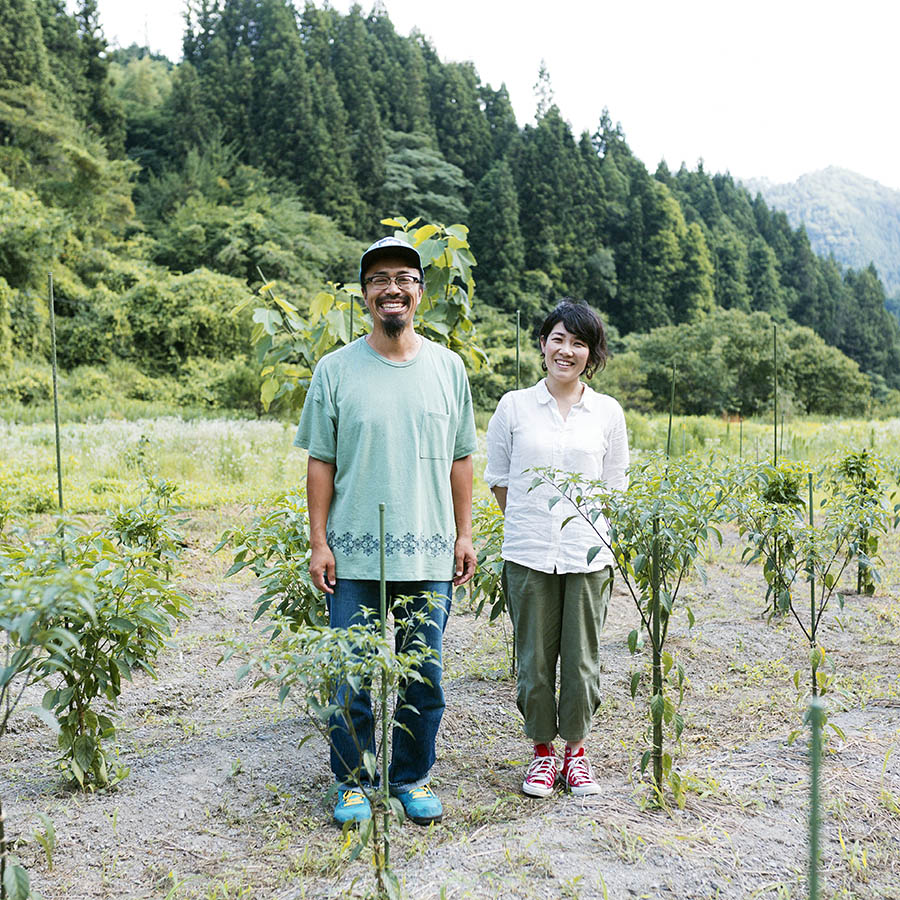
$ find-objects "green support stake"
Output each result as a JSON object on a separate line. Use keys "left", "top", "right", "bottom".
{"left": 809, "top": 473, "right": 817, "bottom": 696}
{"left": 48, "top": 273, "right": 63, "bottom": 513}
{"left": 739, "top": 416, "right": 743, "bottom": 459}
{"left": 515, "top": 309, "right": 521, "bottom": 391}
{"left": 666, "top": 362, "right": 676, "bottom": 458}
{"left": 379, "top": 502, "right": 390, "bottom": 868}
{"left": 773, "top": 324, "right": 778, "bottom": 465}
{"left": 650, "top": 516, "right": 663, "bottom": 795}
{"left": 510, "top": 308, "right": 521, "bottom": 677}
{"left": 808, "top": 697, "right": 824, "bottom": 900}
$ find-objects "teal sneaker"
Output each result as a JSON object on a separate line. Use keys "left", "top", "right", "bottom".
{"left": 333, "top": 788, "right": 372, "bottom": 825}
{"left": 394, "top": 784, "right": 443, "bottom": 825}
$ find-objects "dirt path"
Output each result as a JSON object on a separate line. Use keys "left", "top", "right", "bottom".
{"left": 3, "top": 521, "right": 899, "bottom": 899}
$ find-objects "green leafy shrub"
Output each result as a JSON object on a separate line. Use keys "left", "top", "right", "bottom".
{"left": 737, "top": 467, "right": 876, "bottom": 739}
{"left": 2, "top": 483, "right": 188, "bottom": 789}
{"left": 465, "top": 499, "right": 506, "bottom": 620}
{"left": 122, "top": 268, "right": 252, "bottom": 375}
{"left": 0, "top": 277, "right": 12, "bottom": 372}
{"left": 0, "top": 558, "right": 95, "bottom": 900}
{"left": 0, "top": 462, "right": 56, "bottom": 515}
{"left": 175, "top": 355, "right": 261, "bottom": 411}
{"left": 218, "top": 489, "right": 323, "bottom": 630}
{"left": 0, "top": 361, "right": 52, "bottom": 405}
{"left": 830, "top": 449, "right": 894, "bottom": 594}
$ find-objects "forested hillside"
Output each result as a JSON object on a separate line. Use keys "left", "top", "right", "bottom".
{"left": 743, "top": 167, "right": 900, "bottom": 301}
{"left": 2, "top": 0, "right": 899, "bottom": 418}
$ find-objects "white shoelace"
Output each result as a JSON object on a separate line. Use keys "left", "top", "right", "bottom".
{"left": 526, "top": 754, "right": 558, "bottom": 784}
{"left": 566, "top": 754, "right": 594, "bottom": 785}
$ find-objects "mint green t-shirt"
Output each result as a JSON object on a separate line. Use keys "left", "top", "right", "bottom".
{"left": 295, "top": 337, "right": 477, "bottom": 581}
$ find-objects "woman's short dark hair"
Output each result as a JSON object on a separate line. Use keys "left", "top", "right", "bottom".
{"left": 538, "top": 299, "right": 608, "bottom": 379}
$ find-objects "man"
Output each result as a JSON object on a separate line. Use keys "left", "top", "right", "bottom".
{"left": 295, "top": 236, "right": 477, "bottom": 826}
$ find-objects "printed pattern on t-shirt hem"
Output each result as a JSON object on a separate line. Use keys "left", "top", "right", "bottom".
{"left": 328, "top": 530, "right": 455, "bottom": 558}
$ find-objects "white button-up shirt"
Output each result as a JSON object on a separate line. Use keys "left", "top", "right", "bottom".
{"left": 484, "top": 379, "right": 629, "bottom": 574}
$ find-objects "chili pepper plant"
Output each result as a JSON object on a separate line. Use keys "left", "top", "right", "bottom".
{"left": 464, "top": 499, "right": 506, "bottom": 621}
{"left": 737, "top": 469, "right": 874, "bottom": 741}
{"left": 2, "top": 481, "right": 188, "bottom": 790}
{"left": 217, "top": 488, "right": 325, "bottom": 632}
{"left": 0, "top": 556, "right": 94, "bottom": 900}
{"left": 226, "top": 596, "right": 442, "bottom": 900}
{"left": 534, "top": 453, "right": 740, "bottom": 806}
{"left": 828, "top": 449, "right": 894, "bottom": 595}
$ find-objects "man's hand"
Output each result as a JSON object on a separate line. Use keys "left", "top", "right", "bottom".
{"left": 307, "top": 456, "right": 337, "bottom": 595}
{"left": 310, "top": 542, "right": 336, "bottom": 594}
{"left": 450, "top": 455, "right": 475, "bottom": 586}
{"left": 453, "top": 536, "right": 476, "bottom": 586}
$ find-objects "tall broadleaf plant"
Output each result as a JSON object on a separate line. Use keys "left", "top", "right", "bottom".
{"left": 235, "top": 216, "right": 487, "bottom": 412}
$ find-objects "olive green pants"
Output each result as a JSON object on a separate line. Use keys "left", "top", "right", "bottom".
{"left": 503, "top": 561, "right": 612, "bottom": 744}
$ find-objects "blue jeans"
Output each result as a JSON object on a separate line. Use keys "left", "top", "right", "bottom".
{"left": 327, "top": 579, "right": 451, "bottom": 792}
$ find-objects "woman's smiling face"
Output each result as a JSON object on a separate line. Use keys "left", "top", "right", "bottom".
{"left": 540, "top": 322, "right": 590, "bottom": 383}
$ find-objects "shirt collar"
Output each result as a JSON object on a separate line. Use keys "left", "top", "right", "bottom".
{"left": 536, "top": 378, "right": 596, "bottom": 409}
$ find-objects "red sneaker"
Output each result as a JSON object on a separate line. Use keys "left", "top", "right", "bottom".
{"left": 562, "top": 746, "right": 601, "bottom": 795}
{"left": 522, "top": 743, "right": 558, "bottom": 798}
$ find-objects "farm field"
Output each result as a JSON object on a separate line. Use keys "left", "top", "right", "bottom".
{"left": 2, "top": 417, "right": 900, "bottom": 900}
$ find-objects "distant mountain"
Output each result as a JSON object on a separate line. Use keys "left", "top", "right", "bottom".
{"left": 742, "top": 167, "right": 900, "bottom": 299}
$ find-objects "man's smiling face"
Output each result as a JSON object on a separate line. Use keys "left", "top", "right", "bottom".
{"left": 361, "top": 255, "right": 423, "bottom": 339}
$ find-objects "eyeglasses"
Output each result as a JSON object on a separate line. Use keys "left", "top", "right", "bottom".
{"left": 364, "top": 274, "right": 422, "bottom": 288}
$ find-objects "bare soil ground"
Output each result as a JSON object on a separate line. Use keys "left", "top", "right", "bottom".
{"left": 3, "top": 514, "right": 899, "bottom": 900}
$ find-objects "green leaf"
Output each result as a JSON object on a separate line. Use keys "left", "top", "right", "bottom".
{"left": 587, "top": 546, "right": 602, "bottom": 565}
{"left": 446, "top": 224, "right": 469, "bottom": 240}
{"left": 74, "top": 734, "right": 97, "bottom": 773}
{"left": 649, "top": 693, "right": 665, "bottom": 724}
{"left": 639, "top": 749, "right": 651, "bottom": 775}
{"left": 260, "top": 377, "right": 278, "bottom": 410}
{"left": 627, "top": 629, "right": 639, "bottom": 655}
{"left": 412, "top": 224, "right": 439, "bottom": 244}
{"left": 3, "top": 863, "right": 31, "bottom": 900}
{"left": 630, "top": 671, "right": 641, "bottom": 699}
{"left": 29, "top": 705, "right": 61, "bottom": 732}
{"left": 109, "top": 616, "right": 136, "bottom": 634}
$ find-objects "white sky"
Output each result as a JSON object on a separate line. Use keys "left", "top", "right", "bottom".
{"left": 91, "top": 0, "right": 900, "bottom": 190}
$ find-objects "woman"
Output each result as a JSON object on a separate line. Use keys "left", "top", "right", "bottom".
{"left": 484, "top": 299, "right": 629, "bottom": 797}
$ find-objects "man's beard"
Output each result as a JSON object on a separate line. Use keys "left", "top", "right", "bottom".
{"left": 382, "top": 313, "right": 406, "bottom": 338}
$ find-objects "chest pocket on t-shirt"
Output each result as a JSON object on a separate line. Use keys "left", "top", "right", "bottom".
{"left": 419, "top": 410, "right": 451, "bottom": 459}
